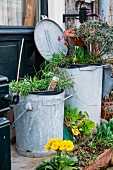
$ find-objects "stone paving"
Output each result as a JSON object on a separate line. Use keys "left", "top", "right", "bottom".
{"left": 11, "top": 144, "right": 53, "bottom": 170}
{"left": 10, "top": 126, "right": 53, "bottom": 170}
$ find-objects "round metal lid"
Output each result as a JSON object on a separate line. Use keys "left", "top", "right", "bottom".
{"left": 34, "top": 19, "right": 67, "bottom": 60}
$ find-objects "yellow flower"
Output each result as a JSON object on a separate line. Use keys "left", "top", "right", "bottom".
{"left": 72, "top": 126, "right": 80, "bottom": 136}
{"left": 24, "top": 79, "right": 27, "bottom": 82}
{"left": 51, "top": 141, "right": 59, "bottom": 150}
{"left": 63, "top": 140, "right": 74, "bottom": 151}
{"left": 59, "top": 141, "right": 65, "bottom": 150}
{"left": 45, "top": 138, "right": 74, "bottom": 152}
{"left": 48, "top": 138, "right": 55, "bottom": 145}
{"left": 44, "top": 144, "right": 51, "bottom": 152}
{"left": 16, "top": 81, "right": 18, "bottom": 84}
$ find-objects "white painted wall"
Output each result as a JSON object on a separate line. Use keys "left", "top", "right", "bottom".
{"left": 48, "top": 0, "right": 65, "bottom": 30}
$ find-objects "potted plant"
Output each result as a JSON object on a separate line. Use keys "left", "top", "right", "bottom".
{"left": 48, "top": 18, "right": 113, "bottom": 125}
{"left": 9, "top": 64, "right": 74, "bottom": 157}
{"left": 64, "top": 105, "right": 113, "bottom": 169}
{"left": 63, "top": 104, "right": 95, "bottom": 142}
{"left": 36, "top": 138, "right": 80, "bottom": 170}
{"left": 36, "top": 116, "right": 113, "bottom": 169}
{"left": 64, "top": 19, "right": 113, "bottom": 60}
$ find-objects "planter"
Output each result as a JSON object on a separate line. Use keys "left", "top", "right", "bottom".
{"left": 64, "top": 29, "right": 86, "bottom": 46}
{"left": 63, "top": 125, "right": 74, "bottom": 142}
{"left": 82, "top": 148, "right": 113, "bottom": 170}
{"left": 101, "top": 102, "right": 113, "bottom": 121}
{"left": 13, "top": 90, "right": 65, "bottom": 157}
{"left": 64, "top": 64, "right": 103, "bottom": 125}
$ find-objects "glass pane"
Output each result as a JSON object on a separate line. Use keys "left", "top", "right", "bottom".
{"left": 0, "top": 0, "right": 43, "bottom": 26}
{"left": 0, "top": 0, "right": 23, "bottom": 26}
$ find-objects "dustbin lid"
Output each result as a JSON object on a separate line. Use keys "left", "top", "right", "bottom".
{"left": 34, "top": 19, "right": 67, "bottom": 60}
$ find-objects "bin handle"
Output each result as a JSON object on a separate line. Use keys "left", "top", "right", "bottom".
{"left": 63, "top": 95, "right": 73, "bottom": 101}
{"left": 12, "top": 103, "right": 32, "bottom": 127}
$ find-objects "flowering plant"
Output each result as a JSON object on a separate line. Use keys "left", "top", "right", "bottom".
{"left": 51, "top": 19, "right": 113, "bottom": 66}
{"left": 36, "top": 138, "right": 80, "bottom": 170}
{"left": 45, "top": 138, "right": 74, "bottom": 154}
{"left": 64, "top": 104, "right": 95, "bottom": 140}
{"left": 9, "top": 63, "right": 74, "bottom": 96}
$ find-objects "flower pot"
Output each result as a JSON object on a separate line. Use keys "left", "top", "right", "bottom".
{"left": 101, "top": 102, "right": 113, "bottom": 121}
{"left": 63, "top": 125, "right": 74, "bottom": 142}
{"left": 64, "top": 64, "right": 103, "bottom": 125}
{"left": 13, "top": 91, "right": 65, "bottom": 157}
{"left": 82, "top": 149, "right": 113, "bottom": 170}
{"left": 64, "top": 29, "right": 86, "bottom": 46}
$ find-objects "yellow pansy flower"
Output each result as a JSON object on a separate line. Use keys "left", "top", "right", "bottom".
{"left": 72, "top": 126, "right": 80, "bottom": 136}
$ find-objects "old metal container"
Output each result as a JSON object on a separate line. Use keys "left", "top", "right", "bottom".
{"left": 13, "top": 91, "right": 65, "bottom": 157}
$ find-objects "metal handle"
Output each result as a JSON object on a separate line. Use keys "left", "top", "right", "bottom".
{"left": 63, "top": 95, "right": 73, "bottom": 101}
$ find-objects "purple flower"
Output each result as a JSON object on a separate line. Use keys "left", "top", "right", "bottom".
{"left": 87, "top": 11, "right": 91, "bottom": 16}
{"left": 57, "top": 36, "right": 62, "bottom": 42}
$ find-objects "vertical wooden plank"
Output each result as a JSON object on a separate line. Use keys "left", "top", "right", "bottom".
{"left": 24, "top": 0, "right": 36, "bottom": 26}
{"left": 95, "top": 0, "right": 99, "bottom": 14}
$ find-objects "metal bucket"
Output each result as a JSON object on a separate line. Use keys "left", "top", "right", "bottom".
{"left": 64, "top": 64, "right": 103, "bottom": 125}
{"left": 13, "top": 91, "right": 65, "bottom": 157}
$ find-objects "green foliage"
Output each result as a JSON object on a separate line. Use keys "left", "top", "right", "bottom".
{"left": 51, "top": 19, "right": 113, "bottom": 66}
{"left": 74, "top": 19, "right": 113, "bottom": 60}
{"left": 36, "top": 154, "right": 80, "bottom": 170}
{"left": 64, "top": 104, "right": 95, "bottom": 138}
{"left": 9, "top": 62, "right": 74, "bottom": 96}
{"left": 73, "top": 46, "right": 91, "bottom": 64}
{"left": 95, "top": 118, "right": 113, "bottom": 145}
{"left": 50, "top": 46, "right": 92, "bottom": 66}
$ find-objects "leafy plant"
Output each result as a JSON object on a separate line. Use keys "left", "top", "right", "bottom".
{"left": 9, "top": 63, "right": 74, "bottom": 96}
{"left": 95, "top": 118, "right": 113, "bottom": 145}
{"left": 52, "top": 19, "right": 113, "bottom": 66}
{"left": 74, "top": 19, "right": 113, "bottom": 61}
{"left": 49, "top": 45, "right": 92, "bottom": 66}
{"left": 64, "top": 104, "right": 95, "bottom": 139}
{"left": 36, "top": 138, "right": 80, "bottom": 170}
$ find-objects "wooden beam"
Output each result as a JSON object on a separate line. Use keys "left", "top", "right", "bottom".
{"left": 24, "top": 0, "right": 36, "bottom": 26}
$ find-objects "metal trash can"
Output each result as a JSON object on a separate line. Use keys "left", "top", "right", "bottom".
{"left": 0, "top": 117, "right": 11, "bottom": 170}
{"left": 13, "top": 91, "right": 65, "bottom": 157}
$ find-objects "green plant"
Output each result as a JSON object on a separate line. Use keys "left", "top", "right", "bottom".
{"left": 9, "top": 63, "right": 74, "bottom": 96}
{"left": 64, "top": 104, "right": 95, "bottom": 139}
{"left": 74, "top": 19, "right": 113, "bottom": 61}
{"left": 36, "top": 138, "right": 80, "bottom": 170}
{"left": 52, "top": 19, "right": 113, "bottom": 66}
{"left": 66, "top": 119, "right": 113, "bottom": 168}
{"left": 95, "top": 118, "right": 113, "bottom": 145}
{"left": 50, "top": 45, "right": 92, "bottom": 66}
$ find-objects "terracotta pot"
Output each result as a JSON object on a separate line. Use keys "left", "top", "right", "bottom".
{"left": 101, "top": 102, "right": 113, "bottom": 121}
{"left": 64, "top": 29, "right": 86, "bottom": 46}
{"left": 82, "top": 149, "right": 113, "bottom": 170}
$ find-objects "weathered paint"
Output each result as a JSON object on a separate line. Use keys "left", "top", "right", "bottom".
{"left": 99, "top": 0, "right": 113, "bottom": 24}
{"left": 99, "top": 0, "right": 109, "bottom": 22}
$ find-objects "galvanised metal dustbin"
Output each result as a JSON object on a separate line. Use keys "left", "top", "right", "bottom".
{"left": 13, "top": 90, "right": 65, "bottom": 157}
